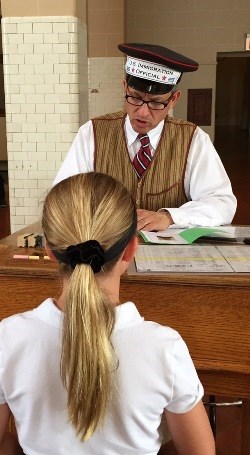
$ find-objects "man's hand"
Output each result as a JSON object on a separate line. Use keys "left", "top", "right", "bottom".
{"left": 137, "top": 209, "right": 173, "bottom": 231}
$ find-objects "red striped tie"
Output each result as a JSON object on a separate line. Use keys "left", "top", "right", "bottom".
{"left": 133, "top": 134, "right": 152, "bottom": 178}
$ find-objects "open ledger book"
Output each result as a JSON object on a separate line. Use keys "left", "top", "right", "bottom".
{"left": 139, "top": 225, "right": 247, "bottom": 245}
{"left": 135, "top": 226, "right": 250, "bottom": 273}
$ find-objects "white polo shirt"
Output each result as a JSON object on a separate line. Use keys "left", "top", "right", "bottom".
{"left": 0, "top": 299, "right": 203, "bottom": 454}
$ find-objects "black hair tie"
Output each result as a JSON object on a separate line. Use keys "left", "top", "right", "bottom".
{"left": 65, "top": 240, "right": 105, "bottom": 273}
{"left": 50, "top": 209, "right": 137, "bottom": 273}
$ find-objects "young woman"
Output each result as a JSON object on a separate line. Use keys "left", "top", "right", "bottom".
{"left": 0, "top": 172, "right": 215, "bottom": 454}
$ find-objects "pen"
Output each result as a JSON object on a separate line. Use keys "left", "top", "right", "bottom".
{"left": 156, "top": 236, "right": 174, "bottom": 240}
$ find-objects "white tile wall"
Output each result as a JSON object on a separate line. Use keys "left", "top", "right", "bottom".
{"left": 88, "top": 57, "right": 125, "bottom": 118}
{"left": 2, "top": 16, "right": 88, "bottom": 232}
{"left": 2, "top": 17, "right": 125, "bottom": 233}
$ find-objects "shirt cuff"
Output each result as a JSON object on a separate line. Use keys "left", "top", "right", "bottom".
{"left": 167, "top": 382, "right": 204, "bottom": 414}
{"left": 159, "top": 208, "right": 189, "bottom": 228}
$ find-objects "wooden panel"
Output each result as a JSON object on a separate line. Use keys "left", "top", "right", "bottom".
{"left": 120, "top": 279, "right": 250, "bottom": 377}
{"left": 0, "top": 223, "right": 250, "bottom": 454}
{"left": 187, "top": 88, "right": 212, "bottom": 125}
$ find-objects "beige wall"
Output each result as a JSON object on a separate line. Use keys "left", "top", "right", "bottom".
{"left": 1, "top": 0, "right": 86, "bottom": 23}
{"left": 87, "top": 0, "right": 125, "bottom": 57}
{"left": 87, "top": 0, "right": 126, "bottom": 121}
{"left": 126, "top": 0, "right": 250, "bottom": 138}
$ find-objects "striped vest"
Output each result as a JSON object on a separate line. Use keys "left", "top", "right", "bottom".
{"left": 93, "top": 112, "right": 196, "bottom": 211}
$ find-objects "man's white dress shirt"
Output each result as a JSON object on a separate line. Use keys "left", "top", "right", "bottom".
{"left": 53, "top": 116, "right": 237, "bottom": 227}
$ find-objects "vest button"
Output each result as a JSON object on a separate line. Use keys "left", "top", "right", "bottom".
{"left": 137, "top": 181, "right": 142, "bottom": 187}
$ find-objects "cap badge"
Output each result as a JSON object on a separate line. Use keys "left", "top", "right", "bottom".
{"left": 125, "top": 56, "right": 181, "bottom": 85}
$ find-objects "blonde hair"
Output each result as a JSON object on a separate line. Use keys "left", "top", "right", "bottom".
{"left": 42, "top": 172, "right": 136, "bottom": 441}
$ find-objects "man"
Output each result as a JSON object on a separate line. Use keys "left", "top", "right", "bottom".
{"left": 53, "top": 43, "right": 236, "bottom": 232}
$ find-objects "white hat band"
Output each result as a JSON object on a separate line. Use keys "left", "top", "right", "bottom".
{"left": 125, "top": 56, "right": 181, "bottom": 85}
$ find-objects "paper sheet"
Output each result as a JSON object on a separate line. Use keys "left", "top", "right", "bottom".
{"left": 135, "top": 245, "right": 234, "bottom": 273}
{"left": 234, "top": 227, "right": 250, "bottom": 238}
{"left": 216, "top": 245, "right": 250, "bottom": 272}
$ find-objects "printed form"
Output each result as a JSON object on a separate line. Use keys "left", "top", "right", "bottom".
{"left": 135, "top": 245, "right": 233, "bottom": 273}
{"left": 134, "top": 244, "right": 250, "bottom": 273}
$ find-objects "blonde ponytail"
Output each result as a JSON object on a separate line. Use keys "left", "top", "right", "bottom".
{"left": 42, "top": 172, "right": 136, "bottom": 441}
{"left": 61, "top": 265, "right": 115, "bottom": 440}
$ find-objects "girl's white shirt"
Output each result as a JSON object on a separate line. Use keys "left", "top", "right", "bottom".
{"left": 0, "top": 298, "right": 203, "bottom": 455}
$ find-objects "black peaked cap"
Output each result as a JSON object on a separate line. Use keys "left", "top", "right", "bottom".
{"left": 118, "top": 43, "right": 198, "bottom": 73}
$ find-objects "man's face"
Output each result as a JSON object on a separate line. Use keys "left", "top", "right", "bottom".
{"left": 124, "top": 81, "right": 181, "bottom": 134}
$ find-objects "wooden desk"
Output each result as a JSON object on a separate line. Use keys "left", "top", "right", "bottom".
{"left": 0, "top": 223, "right": 249, "bottom": 454}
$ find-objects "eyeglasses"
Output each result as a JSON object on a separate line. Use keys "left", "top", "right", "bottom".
{"left": 125, "top": 93, "right": 173, "bottom": 111}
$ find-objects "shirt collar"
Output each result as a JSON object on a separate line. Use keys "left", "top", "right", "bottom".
{"left": 125, "top": 115, "right": 164, "bottom": 149}
{"left": 34, "top": 298, "right": 63, "bottom": 328}
{"left": 115, "top": 302, "right": 144, "bottom": 330}
{"left": 34, "top": 299, "right": 143, "bottom": 331}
